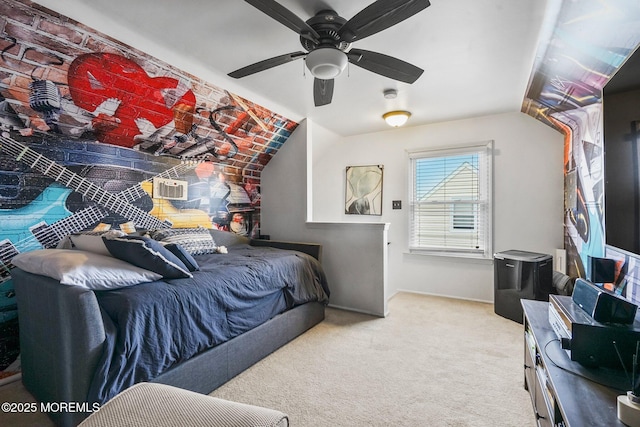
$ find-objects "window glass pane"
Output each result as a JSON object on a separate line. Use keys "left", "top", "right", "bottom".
{"left": 415, "top": 154, "right": 479, "bottom": 203}
{"left": 409, "top": 143, "right": 492, "bottom": 258}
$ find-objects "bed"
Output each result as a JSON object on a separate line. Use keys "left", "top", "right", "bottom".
{"left": 11, "top": 229, "right": 329, "bottom": 427}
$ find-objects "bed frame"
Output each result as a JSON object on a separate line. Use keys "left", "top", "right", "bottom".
{"left": 12, "top": 239, "right": 325, "bottom": 427}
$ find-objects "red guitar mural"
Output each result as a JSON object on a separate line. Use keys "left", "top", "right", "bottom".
{"left": 67, "top": 53, "right": 197, "bottom": 148}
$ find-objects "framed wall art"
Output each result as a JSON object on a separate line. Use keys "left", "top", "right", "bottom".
{"left": 345, "top": 165, "right": 383, "bottom": 215}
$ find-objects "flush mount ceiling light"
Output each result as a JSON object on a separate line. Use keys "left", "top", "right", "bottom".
{"left": 305, "top": 48, "right": 348, "bottom": 80}
{"left": 383, "top": 110, "right": 411, "bottom": 127}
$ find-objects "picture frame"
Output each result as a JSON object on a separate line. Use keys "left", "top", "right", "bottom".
{"left": 345, "top": 165, "right": 383, "bottom": 215}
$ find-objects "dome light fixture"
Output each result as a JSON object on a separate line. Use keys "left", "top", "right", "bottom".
{"left": 383, "top": 110, "right": 411, "bottom": 127}
{"left": 305, "top": 48, "right": 348, "bottom": 80}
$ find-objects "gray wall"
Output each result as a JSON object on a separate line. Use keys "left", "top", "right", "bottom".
{"left": 261, "top": 121, "right": 390, "bottom": 316}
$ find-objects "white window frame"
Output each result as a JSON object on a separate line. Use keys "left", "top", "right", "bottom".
{"left": 408, "top": 141, "right": 493, "bottom": 259}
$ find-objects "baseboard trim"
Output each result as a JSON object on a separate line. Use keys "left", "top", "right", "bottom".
{"left": 327, "top": 303, "right": 385, "bottom": 318}
{"left": 393, "top": 289, "right": 492, "bottom": 305}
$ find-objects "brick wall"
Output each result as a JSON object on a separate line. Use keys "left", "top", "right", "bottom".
{"left": 0, "top": 0, "right": 299, "bottom": 371}
{"left": 0, "top": 0, "right": 298, "bottom": 229}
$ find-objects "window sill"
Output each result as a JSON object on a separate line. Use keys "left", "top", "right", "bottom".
{"left": 404, "top": 250, "right": 493, "bottom": 264}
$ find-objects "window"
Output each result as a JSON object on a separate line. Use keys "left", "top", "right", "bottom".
{"left": 452, "top": 202, "right": 476, "bottom": 230}
{"left": 408, "top": 142, "right": 493, "bottom": 259}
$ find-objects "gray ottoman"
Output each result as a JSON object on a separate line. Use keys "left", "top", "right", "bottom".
{"left": 79, "top": 383, "right": 288, "bottom": 427}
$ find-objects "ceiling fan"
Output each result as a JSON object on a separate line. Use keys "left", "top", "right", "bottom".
{"left": 228, "top": 0, "right": 430, "bottom": 106}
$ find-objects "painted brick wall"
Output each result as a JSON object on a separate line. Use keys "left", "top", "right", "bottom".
{"left": 0, "top": 0, "right": 299, "bottom": 374}
{"left": 0, "top": 0, "right": 299, "bottom": 235}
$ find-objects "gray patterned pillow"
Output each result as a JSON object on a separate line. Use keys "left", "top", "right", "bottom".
{"left": 149, "top": 228, "right": 217, "bottom": 255}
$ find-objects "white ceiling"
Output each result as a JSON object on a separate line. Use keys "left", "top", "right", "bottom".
{"left": 34, "top": 0, "right": 549, "bottom": 136}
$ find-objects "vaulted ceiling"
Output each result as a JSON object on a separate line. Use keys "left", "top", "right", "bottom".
{"left": 34, "top": 0, "right": 548, "bottom": 136}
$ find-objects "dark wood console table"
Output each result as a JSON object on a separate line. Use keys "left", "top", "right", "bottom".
{"left": 522, "top": 299, "right": 626, "bottom": 426}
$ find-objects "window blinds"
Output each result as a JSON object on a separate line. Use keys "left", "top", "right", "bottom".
{"left": 408, "top": 142, "right": 493, "bottom": 258}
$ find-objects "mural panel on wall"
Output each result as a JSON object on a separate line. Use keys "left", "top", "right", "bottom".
{"left": 0, "top": 0, "right": 298, "bottom": 377}
{"left": 521, "top": 1, "right": 640, "bottom": 303}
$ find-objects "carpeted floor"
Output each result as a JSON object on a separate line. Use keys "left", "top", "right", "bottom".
{"left": 210, "top": 292, "right": 535, "bottom": 426}
{"left": 0, "top": 292, "right": 535, "bottom": 426}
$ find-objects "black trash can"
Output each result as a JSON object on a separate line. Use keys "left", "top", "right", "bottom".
{"left": 494, "top": 250, "right": 553, "bottom": 323}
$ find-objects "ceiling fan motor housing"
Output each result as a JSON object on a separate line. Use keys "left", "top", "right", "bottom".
{"left": 300, "top": 10, "right": 350, "bottom": 52}
{"left": 301, "top": 10, "right": 351, "bottom": 80}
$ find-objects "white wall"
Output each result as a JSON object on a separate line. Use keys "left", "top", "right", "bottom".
{"left": 261, "top": 120, "right": 390, "bottom": 316}
{"left": 309, "top": 111, "right": 565, "bottom": 302}
{"left": 262, "top": 112, "right": 563, "bottom": 311}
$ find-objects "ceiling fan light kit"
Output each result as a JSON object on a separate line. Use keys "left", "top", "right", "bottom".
{"left": 230, "top": 0, "right": 430, "bottom": 106}
{"left": 383, "top": 110, "right": 411, "bottom": 127}
{"left": 305, "top": 48, "right": 348, "bottom": 79}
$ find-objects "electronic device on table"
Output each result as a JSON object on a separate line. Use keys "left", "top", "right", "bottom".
{"left": 549, "top": 279, "right": 640, "bottom": 370}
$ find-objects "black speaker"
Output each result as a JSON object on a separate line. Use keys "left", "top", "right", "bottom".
{"left": 572, "top": 278, "right": 638, "bottom": 324}
{"left": 588, "top": 256, "right": 616, "bottom": 283}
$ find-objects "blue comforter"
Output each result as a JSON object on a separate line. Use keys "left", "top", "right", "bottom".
{"left": 88, "top": 244, "right": 329, "bottom": 404}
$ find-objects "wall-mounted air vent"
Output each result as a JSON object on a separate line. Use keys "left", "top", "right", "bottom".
{"left": 152, "top": 177, "right": 188, "bottom": 201}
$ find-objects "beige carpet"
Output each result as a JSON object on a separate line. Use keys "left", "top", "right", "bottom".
{"left": 209, "top": 292, "right": 535, "bottom": 426}
{"left": 0, "top": 292, "right": 535, "bottom": 426}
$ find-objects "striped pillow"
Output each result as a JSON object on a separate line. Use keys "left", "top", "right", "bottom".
{"left": 149, "top": 228, "right": 217, "bottom": 256}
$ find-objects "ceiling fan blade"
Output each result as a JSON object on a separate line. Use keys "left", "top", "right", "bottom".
{"left": 228, "top": 52, "right": 306, "bottom": 79}
{"left": 314, "top": 78, "right": 334, "bottom": 107}
{"left": 244, "top": 0, "right": 320, "bottom": 43}
{"left": 347, "top": 49, "right": 423, "bottom": 84}
{"left": 338, "top": 0, "right": 430, "bottom": 42}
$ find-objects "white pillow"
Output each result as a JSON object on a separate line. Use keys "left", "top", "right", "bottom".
{"left": 68, "top": 230, "right": 126, "bottom": 256}
{"left": 11, "top": 249, "right": 162, "bottom": 290}
{"left": 69, "top": 234, "right": 111, "bottom": 256}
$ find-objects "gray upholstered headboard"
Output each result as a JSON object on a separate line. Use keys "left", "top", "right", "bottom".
{"left": 12, "top": 268, "right": 106, "bottom": 427}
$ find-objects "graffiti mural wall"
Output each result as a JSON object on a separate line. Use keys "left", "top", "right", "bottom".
{"left": 0, "top": 0, "right": 298, "bottom": 376}
{"left": 522, "top": 1, "right": 640, "bottom": 302}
